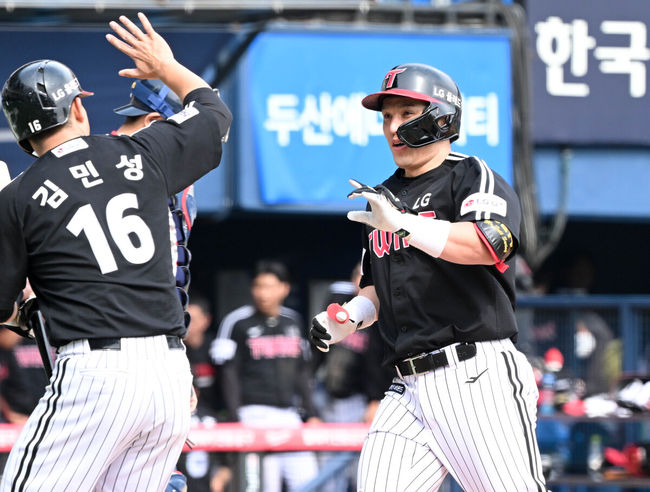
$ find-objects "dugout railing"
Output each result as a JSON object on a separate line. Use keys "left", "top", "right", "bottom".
{"left": 0, "top": 294, "right": 649, "bottom": 491}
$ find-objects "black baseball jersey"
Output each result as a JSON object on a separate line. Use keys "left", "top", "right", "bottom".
{"left": 359, "top": 152, "right": 522, "bottom": 364}
{"left": 0, "top": 88, "right": 232, "bottom": 347}
{"left": 214, "top": 305, "right": 317, "bottom": 420}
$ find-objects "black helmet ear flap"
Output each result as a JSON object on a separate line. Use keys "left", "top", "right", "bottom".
{"left": 396, "top": 104, "right": 461, "bottom": 148}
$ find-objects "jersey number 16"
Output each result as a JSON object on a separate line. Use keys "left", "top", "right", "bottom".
{"left": 66, "top": 192, "right": 155, "bottom": 274}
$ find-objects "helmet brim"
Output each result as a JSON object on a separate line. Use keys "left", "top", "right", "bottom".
{"left": 361, "top": 89, "right": 440, "bottom": 111}
{"left": 113, "top": 96, "right": 152, "bottom": 117}
{"left": 113, "top": 103, "right": 150, "bottom": 117}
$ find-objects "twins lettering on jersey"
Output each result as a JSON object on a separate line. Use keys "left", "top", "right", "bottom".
{"left": 246, "top": 336, "right": 302, "bottom": 359}
{"left": 368, "top": 209, "right": 436, "bottom": 259}
{"left": 245, "top": 323, "right": 303, "bottom": 359}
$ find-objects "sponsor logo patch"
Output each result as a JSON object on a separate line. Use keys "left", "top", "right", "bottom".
{"left": 52, "top": 138, "right": 88, "bottom": 158}
{"left": 460, "top": 192, "right": 507, "bottom": 217}
{"left": 169, "top": 105, "right": 199, "bottom": 124}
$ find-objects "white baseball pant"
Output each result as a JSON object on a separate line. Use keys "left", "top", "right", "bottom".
{"left": 357, "top": 339, "right": 547, "bottom": 492}
{"left": 0, "top": 335, "right": 193, "bottom": 492}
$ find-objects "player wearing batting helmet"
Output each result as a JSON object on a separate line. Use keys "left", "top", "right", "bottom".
{"left": 0, "top": 13, "right": 232, "bottom": 491}
{"left": 310, "top": 63, "right": 548, "bottom": 491}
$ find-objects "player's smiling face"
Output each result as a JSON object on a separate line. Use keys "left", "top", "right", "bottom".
{"left": 381, "top": 96, "right": 449, "bottom": 177}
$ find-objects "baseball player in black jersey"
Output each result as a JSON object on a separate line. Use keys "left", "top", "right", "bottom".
{"left": 310, "top": 63, "right": 547, "bottom": 491}
{"left": 0, "top": 12, "right": 232, "bottom": 492}
{"left": 211, "top": 260, "right": 319, "bottom": 492}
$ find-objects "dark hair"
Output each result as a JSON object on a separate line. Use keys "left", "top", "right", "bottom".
{"left": 123, "top": 115, "right": 143, "bottom": 125}
{"left": 28, "top": 121, "right": 67, "bottom": 149}
{"left": 253, "top": 260, "right": 290, "bottom": 283}
{"left": 188, "top": 293, "right": 211, "bottom": 314}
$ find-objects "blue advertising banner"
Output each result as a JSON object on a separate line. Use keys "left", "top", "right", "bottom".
{"left": 528, "top": 0, "right": 650, "bottom": 144}
{"left": 237, "top": 29, "right": 513, "bottom": 212}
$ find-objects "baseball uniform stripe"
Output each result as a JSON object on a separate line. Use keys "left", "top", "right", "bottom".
{"left": 474, "top": 158, "right": 495, "bottom": 221}
{"left": 474, "top": 342, "right": 528, "bottom": 490}
{"left": 12, "top": 357, "right": 69, "bottom": 492}
{"left": 502, "top": 351, "right": 546, "bottom": 492}
{"left": 474, "top": 157, "right": 486, "bottom": 220}
{"left": 421, "top": 372, "right": 480, "bottom": 490}
{"left": 362, "top": 341, "right": 547, "bottom": 492}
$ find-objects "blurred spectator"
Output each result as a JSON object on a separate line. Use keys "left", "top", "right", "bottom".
{"left": 175, "top": 405, "right": 233, "bottom": 492}
{"left": 574, "top": 312, "right": 621, "bottom": 397}
{"left": 210, "top": 260, "right": 319, "bottom": 492}
{"left": 313, "top": 263, "right": 393, "bottom": 492}
{"left": 0, "top": 336, "right": 49, "bottom": 424}
{"left": 556, "top": 252, "right": 621, "bottom": 397}
{"left": 185, "top": 295, "right": 226, "bottom": 417}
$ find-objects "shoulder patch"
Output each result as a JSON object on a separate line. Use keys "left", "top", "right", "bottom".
{"left": 169, "top": 106, "right": 199, "bottom": 125}
{"left": 51, "top": 138, "right": 88, "bottom": 158}
{"left": 461, "top": 192, "right": 507, "bottom": 217}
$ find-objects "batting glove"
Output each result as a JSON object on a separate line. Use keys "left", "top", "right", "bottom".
{"left": 310, "top": 296, "right": 377, "bottom": 353}
{"left": 2, "top": 296, "right": 37, "bottom": 339}
{"left": 346, "top": 179, "right": 412, "bottom": 236}
{"left": 347, "top": 178, "right": 451, "bottom": 258}
{"left": 310, "top": 304, "right": 359, "bottom": 353}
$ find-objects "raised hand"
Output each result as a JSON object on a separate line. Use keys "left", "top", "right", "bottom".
{"left": 106, "top": 12, "right": 175, "bottom": 79}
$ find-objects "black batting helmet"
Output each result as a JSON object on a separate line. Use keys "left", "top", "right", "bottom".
{"left": 362, "top": 63, "right": 462, "bottom": 147}
{"left": 113, "top": 79, "right": 182, "bottom": 119}
{"left": 1, "top": 59, "right": 93, "bottom": 154}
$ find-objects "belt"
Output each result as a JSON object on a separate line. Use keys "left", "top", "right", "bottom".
{"left": 88, "top": 335, "right": 183, "bottom": 351}
{"left": 395, "top": 342, "right": 476, "bottom": 377}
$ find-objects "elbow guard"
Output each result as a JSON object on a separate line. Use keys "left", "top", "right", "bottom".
{"left": 475, "top": 220, "right": 516, "bottom": 269}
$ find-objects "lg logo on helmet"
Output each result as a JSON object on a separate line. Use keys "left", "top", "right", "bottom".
{"left": 433, "top": 86, "right": 462, "bottom": 108}
{"left": 51, "top": 79, "right": 81, "bottom": 102}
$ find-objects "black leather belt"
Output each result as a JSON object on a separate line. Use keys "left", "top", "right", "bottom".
{"left": 395, "top": 343, "right": 476, "bottom": 377}
{"left": 88, "top": 335, "right": 183, "bottom": 351}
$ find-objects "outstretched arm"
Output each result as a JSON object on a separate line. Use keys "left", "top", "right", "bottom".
{"left": 106, "top": 12, "right": 210, "bottom": 101}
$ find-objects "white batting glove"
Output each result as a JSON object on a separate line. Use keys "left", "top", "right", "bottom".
{"left": 310, "top": 304, "right": 357, "bottom": 353}
{"left": 309, "top": 296, "right": 377, "bottom": 353}
{"left": 346, "top": 179, "right": 410, "bottom": 235}
{"left": 346, "top": 178, "right": 451, "bottom": 258}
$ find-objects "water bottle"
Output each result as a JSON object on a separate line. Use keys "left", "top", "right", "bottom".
{"left": 539, "top": 371, "right": 556, "bottom": 415}
{"left": 587, "top": 434, "right": 604, "bottom": 480}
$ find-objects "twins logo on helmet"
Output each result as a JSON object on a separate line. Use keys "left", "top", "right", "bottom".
{"left": 362, "top": 63, "right": 462, "bottom": 147}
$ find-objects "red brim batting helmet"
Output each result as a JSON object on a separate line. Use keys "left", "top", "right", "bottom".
{"left": 362, "top": 63, "right": 462, "bottom": 146}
